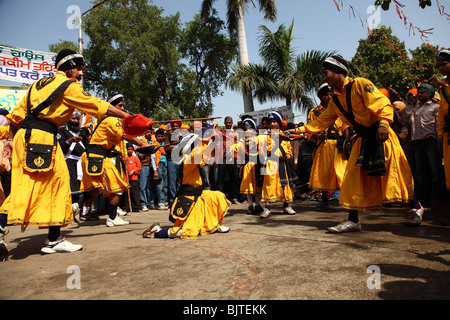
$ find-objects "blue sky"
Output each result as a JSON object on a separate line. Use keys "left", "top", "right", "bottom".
{"left": 0, "top": 0, "right": 448, "bottom": 123}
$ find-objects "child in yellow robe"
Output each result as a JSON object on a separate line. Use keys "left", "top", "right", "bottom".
{"left": 259, "top": 111, "right": 297, "bottom": 219}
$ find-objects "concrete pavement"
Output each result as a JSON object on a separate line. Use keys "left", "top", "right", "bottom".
{"left": 0, "top": 197, "right": 449, "bottom": 303}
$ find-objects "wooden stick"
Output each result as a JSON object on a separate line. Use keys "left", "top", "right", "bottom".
{"left": 121, "top": 139, "right": 132, "bottom": 212}
{"left": 152, "top": 117, "right": 222, "bottom": 124}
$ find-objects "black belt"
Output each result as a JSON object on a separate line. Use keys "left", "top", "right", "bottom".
{"left": 21, "top": 115, "right": 58, "bottom": 135}
{"left": 86, "top": 144, "right": 111, "bottom": 157}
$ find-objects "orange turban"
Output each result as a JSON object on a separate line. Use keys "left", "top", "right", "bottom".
{"left": 407, "top": 88, "right": 418, "bottom": 95}
{"left": 122, "top": 114, "right": 154, "bottom": 137}
{"left": 393, "top": 101, "right": 406, "bottom": 112}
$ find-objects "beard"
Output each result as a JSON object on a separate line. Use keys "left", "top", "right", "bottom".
{"left": 67, "top": 122, "right": 80, "bottom": 133}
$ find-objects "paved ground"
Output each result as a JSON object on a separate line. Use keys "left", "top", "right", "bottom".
{"left": 1, "top": 197, "right": 449, "bottom": 304}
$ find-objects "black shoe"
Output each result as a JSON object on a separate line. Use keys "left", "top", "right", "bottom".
{"left": 80, "top": 214, "right": 100, "bottom": 221}
{"left": 247, "top": 205, "right": 255, "bottom": 215}
{"left": 254, "top": 205, "right": 264, "bottom": 214}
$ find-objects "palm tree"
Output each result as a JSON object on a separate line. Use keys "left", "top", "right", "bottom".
{"left": 227, "top": 21, "right": 336, "bottom": 113}
{"left": 200, "top": 0, "right": 277, "bottom": 113}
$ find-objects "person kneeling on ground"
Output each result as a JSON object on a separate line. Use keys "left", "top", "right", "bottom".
{"left": 142, "top": 131, "right": 230, "bottom": 239}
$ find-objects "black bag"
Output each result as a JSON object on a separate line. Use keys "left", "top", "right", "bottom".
{"left": 170, "top": 195, "right": 198, "bottom": 221}
{"left": 22, "top": 79, "right": 73, "bottom": 173}
{"left": 169, "top": 185, "right": 203, "bottom": 222}
{"left": 24, "top": 140, "right": 56, "bottom": 172}
{"left": 84, "top": 116, "right": 114, "bottom": 176}
{"left": 332, "top": 81, "right": 386, "bottom": 175}
{"left": 86, "top": 155, "right": 104, "bottom": 176}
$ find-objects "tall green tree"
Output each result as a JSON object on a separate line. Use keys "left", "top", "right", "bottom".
{"left": 179, "top": 11, "right": 238, "bottom": 117}
{"left": 81, "top": 0, "right": 184, "bottom": 118}
{"left": 409, "top": 43, "right": 441, "bottom": 83}
{"left": 227, "top": 22, "right": 334, "bottom": 113}
{"left": 49, "top": 40, "right": 78, "bottom": 54}
{"left": 53, "top": 0, "right": 237, "bottom": 120}
{"left": 351, "top": 25, "right": 415, "bottom": 97}
{"left": 200, "top": 0, "right": 278, "bottom": 113}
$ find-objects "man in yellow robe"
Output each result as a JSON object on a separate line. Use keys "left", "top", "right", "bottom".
{"left": 436, "top": 49, "right": 450, "bottom": 193}
{"left": 0, "top": 49, "right": 131, "bottom": 256}
{"left": 308, "top": 83, "right": 348, "bottom": 211}
{"left": 291, "top": 55, "right": 415, "bottom": 233}
{"left": 80, "top": 93, "right": 146, "bottom": 227}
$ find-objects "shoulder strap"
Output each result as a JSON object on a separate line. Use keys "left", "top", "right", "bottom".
{"left": 332, "top": 81, "right": 364, "bottom": 132}
{"left": 27, "top": 79, "right": 73, "bottom": 116}
{"left": 89, "top": 115, "right": 109, "bottom": 142}
{"left": 312, "top": 108, "right": 321, "bottom": 117}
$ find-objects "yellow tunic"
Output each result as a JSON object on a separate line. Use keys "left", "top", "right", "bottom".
{"left": 238, "top": 134, "right": 263, "bottom": 195}
{"left": 260, "top": 133, "right": 295, "bottom": 203}
{"left": 2, "top": 71, "right": 109, "bottom": 227}
{"left": 300, "top": 77, "right": 414, "bottom": 211}
{"left": 170, "top": 143, "right": 230, "bottom": 239}
{"left": 0, "top": 126, "right": 9, "bottom": 140}
{"left": 438, "top": 79, "right": 450, "bottom": 190}
{"left": 80, "top": 116, "right": 129, "bottom": 196}
{"left": 308, "top": 105, "right": 348, "bottom": 191}
{"left": 0, "top": 126, "right": 10, "bottom": 206}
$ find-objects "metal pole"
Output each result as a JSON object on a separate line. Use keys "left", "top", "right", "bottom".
{"left": 77, "top": 16, "right": 84, "bottom": 87}
{"left": 77, "top": 0, "right": 109, "bottom": 87}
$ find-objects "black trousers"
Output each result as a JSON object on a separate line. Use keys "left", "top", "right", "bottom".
{"left": 414, "top": 138, "right": 446, "bottom": 202}
{"left": 214, "top": 163, "right": 240, "bottom": 201}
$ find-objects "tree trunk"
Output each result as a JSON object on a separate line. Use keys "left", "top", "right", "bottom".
{"left": 237, "top": 6, "right": 254, "bottom": 113}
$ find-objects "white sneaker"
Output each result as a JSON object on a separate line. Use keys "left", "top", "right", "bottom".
{"left": 142, "top": 206, "right": 149, "bottom": 211}
{"left": 283, "top": 206, "right": 296, "bottom": 215}
{"left": 117, "top": 207, "right": 127, "bottom": 216}
{"left": 217, "top": 225, "right": 230, "bottom": 233}
{"left": 41, "top": 237, "right": 83, "bottom": 254}
{"left": 106, "top": 216, "right": 130, "bottom": 227}
{"left": 328, "top": 219, "right": 361, "bottom": 233}
{"left": 406, "top": 204, "right": 424, "bottom": 226}
{"left": 260, "top": 208, "right": 271, "bottom": 219}
{"left": 142, "top": 223, "right": 161, "bottom": 238}
{"left": 72, "top": 203, "right": 81, "bottom": 223}
{"left": 0, "top": 226, "right": 9, "bottom": 261}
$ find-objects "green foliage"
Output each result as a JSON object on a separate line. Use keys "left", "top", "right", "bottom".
{"left": 374, "top": 0, "right": 432, "bottom": 10}
{"left": 200, "top": 0, "right": 277, "bottom": 37}
{"left": 49, "top": 0, "right": 237, "bottom": 119}
{"left": 351, "top": 26, "right": 441, "bottom": 100}
{"left": 81, "top": 0, "right": 183, "bottom": 117}
{"left": 351, "top": 26, "right": 415, "bottom": 98}
{"left": 48, "top": 40, "right": 78, "bottom": 53}
{"left": 409, "top": 43, "right": 441, "bottom": 82}
{"left": 180, "top": 11, "right": 238, "bottom": 117}
{"left": 228, "top": 21, "right": 334, "bottom": 113}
